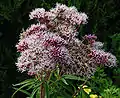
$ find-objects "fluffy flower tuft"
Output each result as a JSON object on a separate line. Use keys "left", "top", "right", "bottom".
{"left": 16, "top": 4, "right": 117, "bottom": 77}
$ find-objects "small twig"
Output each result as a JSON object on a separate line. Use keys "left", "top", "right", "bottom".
{"left": 72, "top": 79, "right": 88, "bottom": 97}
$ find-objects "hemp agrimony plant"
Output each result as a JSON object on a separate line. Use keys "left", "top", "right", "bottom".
{"left": 12, "top": 3, "right": 117, "bottom": 98}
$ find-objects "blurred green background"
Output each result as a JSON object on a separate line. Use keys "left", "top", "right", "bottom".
{"left": 0, "top": 0, "right": 120, "bottom": 98}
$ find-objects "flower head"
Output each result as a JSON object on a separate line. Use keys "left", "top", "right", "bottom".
{"left": 16, "top": 3, "right": 117, "bottom": 77}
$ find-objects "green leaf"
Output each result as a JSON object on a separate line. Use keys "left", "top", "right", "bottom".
{"left": 61, "top": 91, "right": 72, "bottom": 98}
{"left": 54, "top": 72, "right": 59, "bottom": 79}
{"left": 61, "top": 78, "right": 69, "bottom": 85}
{"left": 62, "top": 75, "right": 85, "bottom": 81}
{"left": 13, "top": 87, "right": 31, "bottom": 96}
{"left": 77, "top": 89, "right": 89, "bottom": 98}
{"left": 12, "top": 82, "right": 34, "bottom": 98}
{"left": 29, "top": 87, "right": 40, "bottom": 98}
{"left": 45, "top": 82, "right": 49, "bottom": 98}
{"left": 33, "top": 81, "right": 43, "bottom": 89}
{"left": 67, "top": 81, "right": 76, "bottom": 92}
{"left": 57, "top": 67, "right": 60, "bottom": 76}
{"left": 36, "top": 88, "right": 40, "bottom": 98}
{"left": 13, "top": 79, "right": 35, "bottom": 86}
{"left": 27, "top": 84, "right": 35, "bottom": 90}
{"left": 57, "top": 82, "right": 72, "bottom": 93}
{"left": 26, "top": 79, "right": 42, "bottom": 90}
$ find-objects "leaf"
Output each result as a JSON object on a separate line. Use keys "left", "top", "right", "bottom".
{"left": 61, "top": 78, "right": 69, "bottom": 85}
{"left": 33, "top": 81, "right": 43, "bottom": 89}
{"left": 57, "top": 81, "right": 72, "bottom": 93}
{"left": 13, "top": 87, "right": 31, "bottom": 96}
{"left": 27, "top": 79, "right": 42, "bottom": 90}
{"left": 13, "top": 79, "right": 35, "bottom": 86}
{"left": 27, "top": 84, "right": 35, "bottom": 90}
{"left": 36, "top": 88, "right": 40, "bottom": 98}
{"left": 57, "top": 67, "right": 60, "bottom": 76}
{"left": 77, "top": 89, "right": 89, "bottom": 98}
{"left": 44, "top": 82, "right": 49, "bottom": 98}
{"left": 61, "top": 91, "right": 72, "bottom": 98}
{"left": 12, "top": 82, "right": 34, "bottom": 98}
{"left": 62, "top": 75, "right": 85, "bottom": 81}
{"left": 29, "top": 87, "right": 40, "bottom": 98}
{"left": 54, "top": 72, "right": 59, "bottom": 79}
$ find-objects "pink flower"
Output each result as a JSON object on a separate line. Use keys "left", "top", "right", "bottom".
{"left": 16, "top": 40, "right": 28, "bottom": 52}
{"left": 88, "top": 49, "right": 117, "bottom": 67}
{"left": 83, "top": 34, "right": 97, "bottom": 46}
{"left": 16, "top": 3, "right": 117, "bottom": 78}
{"left": 29, "top": 8, "right": 45, "bottom": 20}
{"left": 21, "top": 24, "right": 47, "bottom": 39}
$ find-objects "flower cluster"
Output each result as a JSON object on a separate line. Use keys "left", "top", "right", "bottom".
{"left": 16, "top": 3, "right": 117, "bottom": 77}
{"left": 50, "top": 3, "right": 88, "bottom": 25}
{"left": 16, "top": 31, "right": 72, "bottom": 75}
{"left": 30, "top": 3, "right": 88, "bottom": 25}
{"left": 83, "top": 34, "right": 117, "bottom": 67}
{"left": 83, "top": 34, "right": 97, "bottom": 46}
{"left": 92, "top": 41, "right": 104, "bottom": 50}
{"left": 20, "top": 24, "right": 47, "bottom": 39}
{"left": 88, "top": 50, "right": 116, "bottom": 66}
{"left": 29, "top": 3, "right": 88, "bottom": 40}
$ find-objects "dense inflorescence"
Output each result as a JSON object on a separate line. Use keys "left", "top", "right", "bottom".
{"left": 84, "top": 34, "right": 117, "bottom": 67}
{"left": 16, "top": 3, "right": 117, "bottom": 78}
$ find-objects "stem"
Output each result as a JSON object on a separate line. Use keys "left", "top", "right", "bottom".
{"left": 40, "top": 72, "right": 45, "bottom": 98}
{"left": 72, "top": 79, "right": 88, "bottom": 97}
{"left": 40, "top": 83, "right": 45, "bottom": 98}
{"left": 40, "top": 71, "right": 51, "bottom": 98}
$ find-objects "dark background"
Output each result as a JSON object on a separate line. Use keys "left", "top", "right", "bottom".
{"left": 0, "top": 0, "right": 120, "bottom": 98}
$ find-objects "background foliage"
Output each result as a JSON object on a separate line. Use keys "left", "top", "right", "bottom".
{"left": 0, "top": 0, "right": 120, "bottom": 98}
